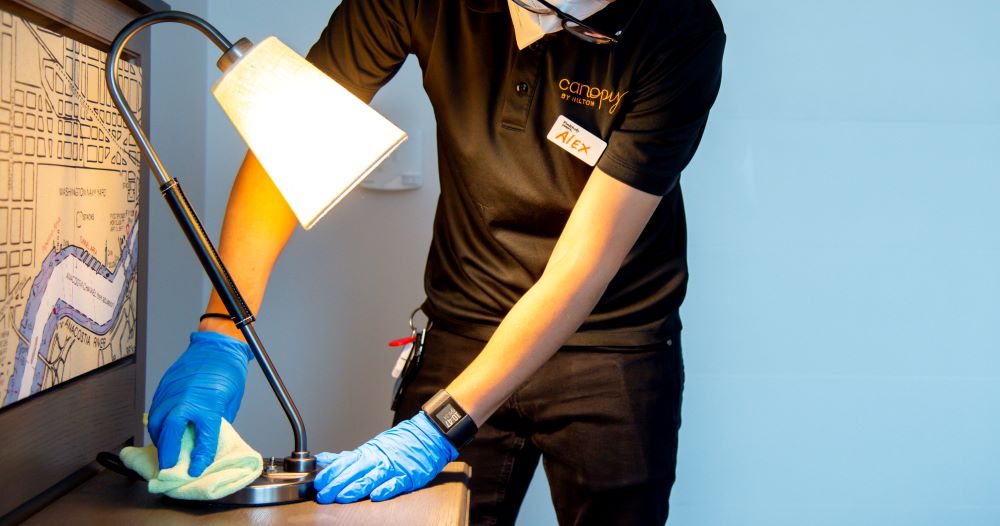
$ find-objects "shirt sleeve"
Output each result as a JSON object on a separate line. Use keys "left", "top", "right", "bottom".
{"left": 597, "top": 30, "right": 726, "bottom": 196}
{"left": 305, "top": 0, "right": 419, "bottom": 103}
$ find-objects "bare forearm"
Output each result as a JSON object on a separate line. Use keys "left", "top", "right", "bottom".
{"left": 446, "top": 265, "right": 611, "bottom": 426}
{"left": 445, "top": 168, "right": 662, "bottom": 426}
{"left": 198, "top": 151, "right": 297, "bottom": 339}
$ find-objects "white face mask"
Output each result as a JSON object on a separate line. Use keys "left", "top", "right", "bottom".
{"left": 507, "top": 0, "right": 613, "bottom": 50}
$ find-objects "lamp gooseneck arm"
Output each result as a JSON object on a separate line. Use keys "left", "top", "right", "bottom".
{"left": 107, "top": 11, "right": 231, "bottom": 188}
{"left": 107, "top": 11, "right": 310, "bottom": 457}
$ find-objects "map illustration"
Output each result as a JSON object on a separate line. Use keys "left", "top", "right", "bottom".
{"left": 0, "top": 9, "right": 142, "bottom": 407}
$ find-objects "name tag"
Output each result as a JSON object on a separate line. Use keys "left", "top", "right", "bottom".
{"left": 546, "top": 115, "right": 607, "bottom": 167}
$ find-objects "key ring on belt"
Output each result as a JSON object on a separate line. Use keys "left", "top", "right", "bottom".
{"left": 409, "top": 306, "right": 433, "bottom": 334}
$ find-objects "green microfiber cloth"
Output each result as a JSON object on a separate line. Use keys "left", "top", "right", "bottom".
{"left": 120, "top": 418, "right": 263, "bottom": 500}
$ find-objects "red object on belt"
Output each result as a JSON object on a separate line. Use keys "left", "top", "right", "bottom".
{"left": 388, "top": 335, "right": 417, "bottom": 347}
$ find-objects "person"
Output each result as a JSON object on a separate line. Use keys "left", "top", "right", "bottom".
{"left": 147, "top": 0, "right": 725, "bottom": 524}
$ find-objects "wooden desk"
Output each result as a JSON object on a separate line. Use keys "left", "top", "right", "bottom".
{"left": 25, "top": 463, "right": 470, "bottom": 526}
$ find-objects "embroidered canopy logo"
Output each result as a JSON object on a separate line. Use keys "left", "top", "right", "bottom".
{"left": 557, "top": 78, "right": 628, "bottom": 115}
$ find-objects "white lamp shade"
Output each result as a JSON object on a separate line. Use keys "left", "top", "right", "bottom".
{"left": 213, "top": 36, "right": 407, "bottom": 229}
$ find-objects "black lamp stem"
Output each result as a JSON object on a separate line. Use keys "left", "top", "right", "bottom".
{"left": 106, "top": 11, "right": 309, "bottom": 458}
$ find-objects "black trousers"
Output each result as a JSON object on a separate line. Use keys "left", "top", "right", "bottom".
{"left": 393, "top": 327, "right": 685, "bottom": 526}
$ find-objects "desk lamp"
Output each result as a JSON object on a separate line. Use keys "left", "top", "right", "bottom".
{"left": 106, "top": 11, "right": 406, "bottom": 505}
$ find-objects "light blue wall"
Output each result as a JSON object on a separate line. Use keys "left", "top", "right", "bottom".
{"left": 667, "top": 1, "right": 1000, "bottom": 524}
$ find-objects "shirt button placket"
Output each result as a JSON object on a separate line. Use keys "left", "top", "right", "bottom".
{"left": 500, "top": 45, "right": 544, "bottom": 131}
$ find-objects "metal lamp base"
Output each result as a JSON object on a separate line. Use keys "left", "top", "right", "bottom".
{"left": 167, "top": 454, "right": 319, "bottom": 507}
{"left": 219, "top": 459, "right": 317, "bottom": 506}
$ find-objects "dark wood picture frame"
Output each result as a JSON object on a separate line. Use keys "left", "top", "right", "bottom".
{"left": 0, "top": 0, "right": 166, "bottom": 521}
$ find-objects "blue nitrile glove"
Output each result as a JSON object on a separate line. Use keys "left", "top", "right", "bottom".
{"left": 148, "top": 331, "right": 252, "bottom": 477}
{"left": 314, "top": 412, "right": 458, "bottom": 504}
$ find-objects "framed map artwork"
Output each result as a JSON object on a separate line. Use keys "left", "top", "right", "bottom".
{"left": 0, "top": 6, "right": 142, "bottom": 408}
{"left": 0, "top": 0, "right": 162, "bottom": 520}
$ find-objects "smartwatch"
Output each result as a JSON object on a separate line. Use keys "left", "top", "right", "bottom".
{"left": 421, "top": 389, "right": 478, "bottom": 450}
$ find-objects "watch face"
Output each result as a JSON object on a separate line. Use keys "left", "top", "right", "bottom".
{"left": 435, "top": 404, "right": 463, "bottom": 429}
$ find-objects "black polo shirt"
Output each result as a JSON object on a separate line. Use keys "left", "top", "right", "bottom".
{"left": 307, "top": 0, "right": 725, "bottom": 346}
